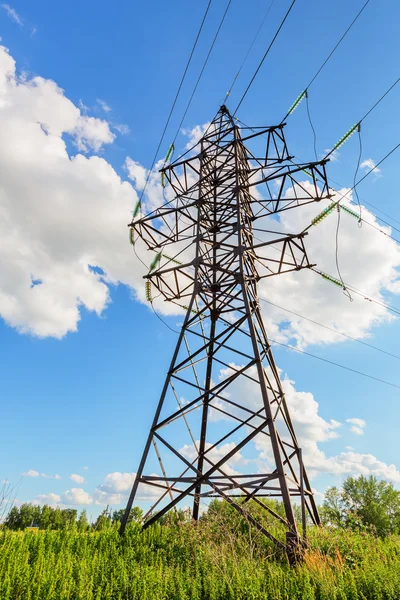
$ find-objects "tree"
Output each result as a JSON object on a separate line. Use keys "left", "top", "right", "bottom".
{"left": 93, "top": 507, "right": 112, "bottom": 531}
{"left": 77, "top": 510, "right": 89, "bottom": 532}
{"left": 322, "top": 475, "right": 400, "bottom": 537}
{"left": 112, "top": 506, "right": 143, "bottom": 524}
{"left": 320, "top": 487, "right": 347, "bottom": 527}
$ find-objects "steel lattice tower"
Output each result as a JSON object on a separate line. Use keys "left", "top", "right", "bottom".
{"left": 121, "top": 106, "right": 331, "bottom": 561}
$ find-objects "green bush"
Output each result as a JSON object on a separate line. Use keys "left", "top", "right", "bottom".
{"left": 2, "top": 519, "right": 400, "bottom": 599}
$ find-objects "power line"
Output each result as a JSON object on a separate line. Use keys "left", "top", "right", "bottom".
{"left": 302, "top": 140, "right": 400, "bottom": 235}
{"left": 312, "top": 268, "right": 400, "bottom": 318}
{"left": 325, "top": 77, "right": 400, "bottom": 160}
{"left": 270, "top": 338, "right": 400, "bottom": 390}
{"left": 359, "top": 76, "right": 400, "bottom": 123}
{"left": 150, "top": 292, "right": 400, "bottom": 391}
{"left": 281, "top": 0, "right": 371, "bottom": 122}
{"left": 130, "top": 1, "right": 213, "bottom": 213}
{"left": 259, "top": 297, "right": 400, "bottom": 361}
{"left": 233, "top": 0, "right": 298, "bottom": 115}
{"left": 306, "top": 0, "right": 370, "bottom": 91}
{"left": 223, "top": 0, "right": 276, "bottom": 105}
{"left": 169, "top": 0, "right": 233, "bottom": 149}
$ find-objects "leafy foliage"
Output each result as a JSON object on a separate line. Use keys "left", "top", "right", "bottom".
{"left": 321, "top": 475, "right": 400, "bottom": 537}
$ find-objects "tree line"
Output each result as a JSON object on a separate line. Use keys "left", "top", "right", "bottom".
{"left": 3, "top": 475, "right": 400, "bottom": 538}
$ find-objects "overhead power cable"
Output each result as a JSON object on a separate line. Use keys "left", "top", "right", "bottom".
{"left": 325, "top": 76, "right": 400, "bottom": 160}
{"left": 302, "top": 140, "right": 400, "bottom": 235}
{"left": 312, "top": 268, "right": 400, "bottom": 318}
{"left": 259, "top": 297, "right": 400, "bottom": 361}
{"left": 270, "top": 338, "right": 400, "bottom": 390}
{"left": 129, "top": 0, "right": 213, "bottom": 216}
{"left": 223, "top": 0, "right": 276, "bottom": 105}
{"left": 282, "top": 0, "right": 370, "bottom": 122}
{"left": 150, "top": 293, "right": 400, "bottom": 391}
{"left": 233, "top": 0, "right": 298, "bottom": 115}
{"left": 169, "top": 0, "right": 233, "bottom": 150}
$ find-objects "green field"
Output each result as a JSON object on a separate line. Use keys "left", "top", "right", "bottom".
{"left": 3, "top": 520, "right": 400, "bottom": 600}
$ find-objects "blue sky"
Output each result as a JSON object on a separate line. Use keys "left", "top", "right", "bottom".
{"left": 1, "top": 0, "right": 400, "bottom": 519}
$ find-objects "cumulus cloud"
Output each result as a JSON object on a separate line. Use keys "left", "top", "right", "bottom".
{"left": 257, "top": 185, "right": 400, "bottom": 349}
{"left": 0, "top": 44, "right": 148, "bottom": 338}
{"left": 36, "top": 492, "right": 61, "bottom": 507}
{"left": 208, "top": 363, "right": 400, "bottom": 484}
{"left": 179, "top": 441, "right": 248, "bottom": 476}
{"left": 182, "top": 122, "right": 211, "bottom": 150}
{"left": 22, "top": 469, "right": 39, "bottom": 477}
{"left": 94, "top": 471, "right": 159, "bottom": 505}
{"left": 1, "top": 44, "right": 399, "bottom": 350}
{"left": 69, "top": 473, "right": 85, "bottom": 484}
{"left": 96, "top": 98, "right": 111, "bottom": 113}
{"left": 61, "top": 488, "right": 92, "bottom": 506}
{"left": 1, "top": 4, "right": 22, "bottom": 26}
{"left": 113, "top": 123, "right": 130, "bottom": 135}
{"left": 41, "top": 473, "right": 61, "bottom": 480}
{"left": 346, "top": 417, "right": 366, "bottom": 435}
{"left": 125, "top": 157, "right": 147, "bottom": 190}
{"left": 360, "top": 158, "right": 382, "bottom": 178}
{"left": 22, "top": 470, "right": 61, "bottom": 479}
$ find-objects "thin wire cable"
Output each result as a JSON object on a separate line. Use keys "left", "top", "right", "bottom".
{"left": 325, "top": 76, "right": 400, "bottom": 160}
{"left": 280, "top": 0, "right": 371, "bottom": 123}
{"left": 233, "top": 0, "right": 298, "bottom": 115}
{"left": 359, "top": 76, "right": 400, "bottom": 123}
{"left": 302, "top": 141, "right": 400, "bottom": 234}
{"left": 129, "top": 0, "right": 213, "bottom": 216}
{"left": 223, "top": 0, "right": 276, "bottom": 105}
{"left": 150, "top": 290, "right": 400, "bottom": 391}
{"left": 259, "top": 297, "right": 400, "bottom": 361}
{"left": 305, "top": 91, "right": 318, "bottom": 161}
{"left": 312, "top": 268, "right": 400, "bottom": 318}
{"left": 270, "top": 338, "right": 400, "bottom": 390}
{"left": 353, "top": 125, "right": 363, "bottom": 225}
{"left": 151, "top": 303, "right": 181, "bottom": 335}
{"left": 306, "top": 0, "right": 370, "bottom": 90}
{"left": 133, "top": 243, "right": 149, "bottom": 271}
{"left": 170, "top": 0, "right": 233, "bottom": 149}
{"left": 335, "top": 205, "right": 353, "bottom": 301}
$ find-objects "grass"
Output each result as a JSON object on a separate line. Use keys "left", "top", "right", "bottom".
{"left": 2, "top": 520, "right": 400, "bottom": 599}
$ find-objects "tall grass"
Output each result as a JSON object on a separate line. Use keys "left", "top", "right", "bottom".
{"left": 2, "top": 522, "right": 400, "bottom": 599}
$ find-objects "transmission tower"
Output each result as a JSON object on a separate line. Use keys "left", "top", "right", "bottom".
{"left": 121, "top": 105, "right": 331, "bottom": 562}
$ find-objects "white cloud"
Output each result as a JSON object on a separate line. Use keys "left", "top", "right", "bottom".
{"left": 69, "top": 473, "right": 85, "bottom": 484}
{"left": 96, "top": 98, "right": 111, "bottom": 113}
{"left": 125, "top": 157, "right": 147, "bottom": 190}
{"left": 94, "top": 471, "right": 159, "bottom": 505}
{"left": 36, "top": 492, "right": 61, "bottom": 507}
{"left": 22, "top": 469, "right": 39, "bottom": 477}
{"left": 182, "top": 122, "right": 210, "bottom": 150}
{"left": 346, "top": 418, "right": 366, "bottom": 428}
{"left": 349, "top": 426, "right": 364, "bottom": 435}
{"left": 41, "top": 473, "right": 62, "bottom": 479}
{"left": 360, "top": 158, "right": 382, "bottom": 178}
{"left": 257, "top": 184, "right": 400, "bottom": 349}
{"left": 179, "top": 441, "right": 248, "bottom": 476}
{"left": 61, "top": 488, "right": 92, "bottom": 506}
{"left": 210, "top": 363, "right": 400, "bottom": 485}
{"left": 0, "top": 44, "right": 147, "bottom": 338}
{"left": 1, "top": 4, "right": 23, "bottom": 26}
{"left": 0, "top": 41, "right": 399, "bottom": 355}
{"left": 83, "top": 466, "right": 89, "bottom": 470}
{"left": 113, "top": 123, "right": 130, "bottom": 135}
{"left": 346, "top": 418, "right": 366, "bottom": 435}
{"left": 323, "top": 148, "right": 339, "bottom": 162}
{"left": 346, "top": 417, "right": 366, "bottom": 435}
